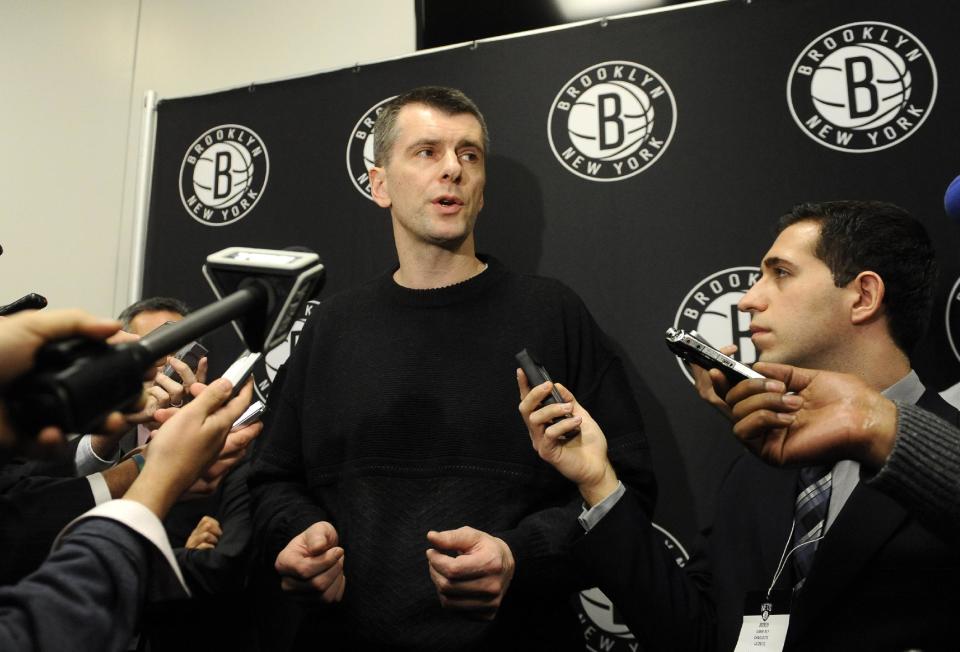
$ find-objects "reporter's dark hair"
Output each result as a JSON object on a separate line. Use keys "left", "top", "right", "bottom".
{"left": 372, "top": 86, "right": 489, "bottom": 166}
{"left": 118, "top": 297, "right": 190, "bottom": 329}
{"left": 779, "top": 200, "right": 937, "bottom": 354}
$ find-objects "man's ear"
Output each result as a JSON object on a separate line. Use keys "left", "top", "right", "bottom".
{"left": 850, "top": 271, "right": 885, "bottom": 325}
{"left": 369, "top": 166, "right": 391, "bottom": 208}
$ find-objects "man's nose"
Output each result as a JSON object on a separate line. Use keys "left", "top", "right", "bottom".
{"left": 440, "top": 151, "right": 462, "bottom": 182}
{"left": 738, "top": 282, "right": 764, "bottom": 313}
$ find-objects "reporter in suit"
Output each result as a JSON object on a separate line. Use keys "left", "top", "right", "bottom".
{"left": 0, "top": 308, "right": 257, "bottom": 651}
{"left": 518, "top": 201, "right": 959, "bottom": 651}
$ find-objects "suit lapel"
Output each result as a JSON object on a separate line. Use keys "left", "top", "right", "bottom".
{"left": 792, "top": 481, "right": 908, "bottom": 629}
{"left": 916, "top": 389, "right": 960, "bottom": 426}
{"left": 785, "top": 383, "right": 957, "bottom": 642}
{"left": 785, "top": 388, "right": 946, "bottom": 637}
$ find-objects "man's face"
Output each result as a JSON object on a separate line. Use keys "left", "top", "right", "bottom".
{"left": 370, "top": 103, "right": 486, "bottom": 251}
{"left": 738, "top": 221, "right": 856, "bottom": 370}
{"left": 128, "top": 309, "right": 183, "bottom": 337}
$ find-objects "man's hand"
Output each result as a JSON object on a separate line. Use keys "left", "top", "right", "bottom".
{"left": 124, "top": 356, "right": 208, "bottom": 424}
{"left": 425, "top": 527, "right": 514, "bottom": 620}
{"left": 0, "top": 309, "right": 121, "bottom": 386}
{"left": 186, "top": 516, "right": 222, "bottom": 550}
{"left": 154, "top": 356, "right": 208, "bottom": 408}
{"left": 0, "top": 309, "right": 125, "bottom": 448}
{"left": 517, "top": 369, "right": 618, "bottom": 506}
{"left": 151, "top": 385, "right": 263, "bottom": 497}
{"left": 123, "top": 378, "right": 252, "bottom": 519}
{"left": 725, "top": 362, "right": 898, "bottom": 470}
{"left": 275, "top": 522, "right": 345, "bottom": 602}
{"left": 688, "top": 344, "right": 738, "bottom": 421}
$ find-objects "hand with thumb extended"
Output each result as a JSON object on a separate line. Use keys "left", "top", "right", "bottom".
{"left": 425, "top": 526, "right": 514, "bottom": 620}
{"left": 275, "top": 521, "right": 345, "bottom": 603}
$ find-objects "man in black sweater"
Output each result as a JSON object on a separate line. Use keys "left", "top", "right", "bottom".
{"left": 248, "top": 86, "right": 655, "bottom": 650}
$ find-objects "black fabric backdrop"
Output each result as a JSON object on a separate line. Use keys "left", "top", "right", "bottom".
{"left": 143, "top": 0, "right": 960, "bottom": 645}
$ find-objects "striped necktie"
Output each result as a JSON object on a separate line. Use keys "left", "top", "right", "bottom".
{"left": 791, "top": 465, "right": 832, "bottom": 590}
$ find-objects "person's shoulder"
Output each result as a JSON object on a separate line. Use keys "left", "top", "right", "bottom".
{"left": 305, "top": 273, "right": 385, "bottom": 318}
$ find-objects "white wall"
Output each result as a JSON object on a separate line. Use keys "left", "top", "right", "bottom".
{"left": 0, "top": 0, "right": 415, "bottom": 318}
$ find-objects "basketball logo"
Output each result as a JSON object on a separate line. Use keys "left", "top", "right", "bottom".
{"left": 787, "top": 22, "right": 936, "bottom": 153}
{"left": 179, "top": 124, "right": 269, "bottom": 226}
{"left": 946, "top": 275, "right": 960, "bottom": 365}
{"left": 673, "top": 267, "right": 760, "bottom": 384}
{"left": 576, "top": 523, "right": 688, "bottom": 650}
{"left": 252, "top": 299, "right": 320, "bottom": 402}
{"left": 346, "top": 96, "right": 396, "bottom": 199}
{"left": 548, "top": 61, "right": 676, "bottom": 181}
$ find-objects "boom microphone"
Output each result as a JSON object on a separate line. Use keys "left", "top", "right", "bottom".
{"left": 5, "top": 247, "right": 324, "bottom": 438}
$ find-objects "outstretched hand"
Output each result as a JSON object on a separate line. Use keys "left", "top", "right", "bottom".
{"left": 725, "top": 362, "right": 898, "bottom": 470}
{"left": 517, "top": 369, "right": 618, "bottom": 506}
{"left": 123, "top": 379, "right": 253, "bottom": 518}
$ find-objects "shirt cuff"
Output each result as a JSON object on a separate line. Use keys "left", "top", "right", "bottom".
{"left": 578, "top": 481, "right": 626, "bottom": 532}
{"left": 54, "top": 499, "right": 190, "bottom": 597}
{"left": 75, "top": 434, "right": 120, "bottom": 475}
{"left": 86, "top": 473, "right": 113, "bottom": 505}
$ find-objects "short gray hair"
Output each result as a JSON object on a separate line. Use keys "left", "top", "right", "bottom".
{"left": 372, "top": 86, "right": 489, "bottom": 166}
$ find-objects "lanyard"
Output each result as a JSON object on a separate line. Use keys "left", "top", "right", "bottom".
{"left": 767, "top": 518, "right": 825, "bottom": 597}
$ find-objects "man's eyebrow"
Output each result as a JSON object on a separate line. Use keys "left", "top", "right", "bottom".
{"left": 406, "top": 138, "right": 441, "bottom": 151}
{"left": 762, "top": 256, "right": 791, "bottom": 268}
{"left": 404, "top": 137, "right": 484, "bottom": 153}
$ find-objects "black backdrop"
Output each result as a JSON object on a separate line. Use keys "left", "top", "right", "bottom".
{"left": 143, "top": 0, "right": 960, "bottom": 645}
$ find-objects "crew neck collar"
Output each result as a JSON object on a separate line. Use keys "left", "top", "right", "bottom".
{"left": 380, "top": 255, "right": 506, "bottom": 307}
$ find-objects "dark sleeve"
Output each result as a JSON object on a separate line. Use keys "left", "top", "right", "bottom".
{"left": 0, "top": 518, "right": 156, "bottom": 651}
{"left": 174, "top": 461, "right": 253, "bottom": 595}
{"left": 247, "top": 354, "right": 330, "bottom": 567}
{"left": 0, "top": 475, "right": 96, "bottom": 584}
{"left": 497, "top": 289, "right": 656, "bottom": 593}
{"left": 496, "top": 352, "right": 657, "bottom": 594}
{"left": 868, "top": 401, "right": 960, "bottom": 541}
{"left": 571, "top": 488, "right": 717, "bottom": 652}
{"left": 0, "top": 437, "right": 82, "bottom": 485}
{"left": 559, "top": 285, "right": 657, "bottom": 513}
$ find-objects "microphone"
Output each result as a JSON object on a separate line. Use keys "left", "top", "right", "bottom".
{"left": 0, "top": 293, "right": 48, "bottom": 316}
{"left": 4, "top": 247, "right": 324, "bottom": 438}
{"left": 945, "top": 175, "right": 960, "bottom": 223}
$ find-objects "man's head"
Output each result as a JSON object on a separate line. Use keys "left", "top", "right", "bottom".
{"left": 372, "top": 86, "right": 489, "bottom": 168}
{"left": 739, "top": 200, "right": 937, "bottom": 370}
{"left": 118, "top": 297, "right": 189, "bottom": 336}
{"left": 369, "top": 87, "right": 488, "bottom": 253}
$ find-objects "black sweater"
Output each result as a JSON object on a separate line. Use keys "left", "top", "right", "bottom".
{"left": 250, "top": 257, "right": 655, "bottom": 650}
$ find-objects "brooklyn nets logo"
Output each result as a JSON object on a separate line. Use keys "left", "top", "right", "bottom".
{"left": 548, "top": 61, "right": 676, "bottom": 182}
{"left": 252, "top": 299, "right": 320, "bottom": 402}
{"left": 346, "top": 96, "right": 396, "bottom": 199}
{"left": 576, "top": 523, "right": 688, "bottom": 651}
{"left": 179, "top": 124, "right": 269, "bottom": 226}
{"left": 787, "top": 22, "right": 937, "bottom": 153}
{"left": 946, "top": 275, "right": 960, "bottom": 364}
{"left": 673, "top": 267, "right": 760, "bottom": 384}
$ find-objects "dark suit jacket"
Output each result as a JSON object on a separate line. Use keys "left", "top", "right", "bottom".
{"left": 573, "top": 389, "right": 960, "bottom": 652}
{"left": 0, "top": 438, "right": 96, "bottom": 584}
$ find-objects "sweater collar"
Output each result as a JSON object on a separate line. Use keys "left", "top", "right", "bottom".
{"left": 380, "top": 254, "right": 507, "bottom": 307}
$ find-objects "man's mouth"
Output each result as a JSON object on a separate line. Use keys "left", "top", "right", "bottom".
{"left": 434, "top": 195, "right": 463, "bottom": 207}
